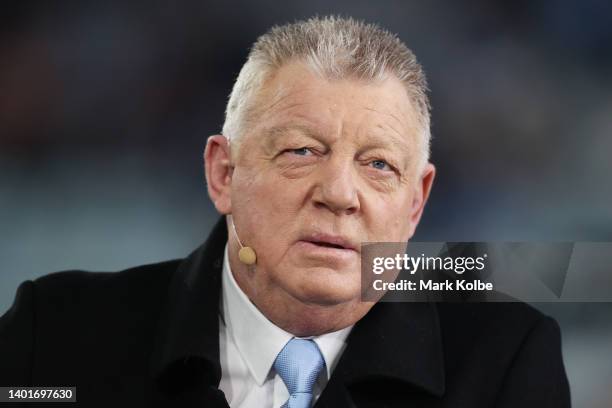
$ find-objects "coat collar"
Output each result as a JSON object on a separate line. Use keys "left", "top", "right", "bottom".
{"left": 149, "top": 216, "right": 227, "bottom": 401}
{"left": 149, "top": 216, "right": 445, "bottom": 405}
{"left": 314, "top": 300, "right": 445, "bottom": 406}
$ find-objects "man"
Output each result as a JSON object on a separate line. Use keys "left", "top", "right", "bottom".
{"left": 0, "top": 16, "right": 570, "bottom": 407}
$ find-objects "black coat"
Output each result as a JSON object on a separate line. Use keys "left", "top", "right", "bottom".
{"left": 0, "top": 217, "right": 571, "bottom": 407}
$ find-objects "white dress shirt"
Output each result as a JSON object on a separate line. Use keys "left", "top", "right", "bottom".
{"left": 218, "top": 244, "right": 353, "bottom": 408}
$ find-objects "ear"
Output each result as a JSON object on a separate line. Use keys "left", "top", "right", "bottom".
{"left": 407, "top": 163, "right": 436, "bottom": 238}
{"left": 204, "top": 135, "right": 233, "bottom": 214}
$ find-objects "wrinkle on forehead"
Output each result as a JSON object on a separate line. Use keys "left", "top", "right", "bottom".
{"left": 255, "top": 88, "right": 311, "bottom": 120}
{"left": 246, "top": 63, "right": 313, "bottom": 124}
{"left": 241, "top": 61, "right": 422, "bottom": 155}
{"left": 364, "top": 107, "right": 409, "bottom": 140}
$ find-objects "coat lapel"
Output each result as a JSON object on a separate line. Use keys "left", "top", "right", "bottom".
{"left": 314, "top": 301, "right": 445, "bottom": 407}
{"left": 148, "top": 217, "right": 229, "bottom": 407}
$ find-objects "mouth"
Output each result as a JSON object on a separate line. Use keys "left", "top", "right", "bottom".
{"left": 299, "top": 233, "right": 358, "bottom": 252}
{"left": 309, "top": 241, "right": 346, "bottom": 249}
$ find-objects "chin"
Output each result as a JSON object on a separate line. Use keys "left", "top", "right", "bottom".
{"left": 291, "top": 277, "right": 360, "bottom": 306}
{"left": 284, "top": 293, "right": 371, "bottom": 337}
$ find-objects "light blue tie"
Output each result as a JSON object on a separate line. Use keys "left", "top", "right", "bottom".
{"left": 274, "top": 338, "right": 326, "bottom": 408}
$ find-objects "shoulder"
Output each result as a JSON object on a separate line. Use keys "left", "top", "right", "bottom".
{"left": 31, "top": 259, "right": 182, "bottom": 308}
{"left": 0, "top": 259, "right": 185, "bottom": 384}
{"left": 23, "top": 259, "right": 185, "bottom": 336}
{"left": 2, "top": 259, "right": 185, "bottom": 347}
{"left": 435, "top": 300, "right": 555, "bottom": 346}
{"left": 3, "top": 258, "right": 183, "bottom": 319}
{"left": 435, "top": 301, "right": 568, "bottom": 403}
{"left": 437, "top": 298, "right": 548, "bottom": 325}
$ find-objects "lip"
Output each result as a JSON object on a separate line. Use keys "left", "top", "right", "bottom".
{"left": 298, "top": 232, "right": 359, "bottom": 252}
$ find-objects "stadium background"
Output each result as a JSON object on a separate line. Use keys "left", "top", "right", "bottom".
{"left": 1, "top": 1, "right": 611, "bottom": 406}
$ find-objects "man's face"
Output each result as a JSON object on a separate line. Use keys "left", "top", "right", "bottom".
{"left": 206, "top": 61, "right": 434, "bottom": 331}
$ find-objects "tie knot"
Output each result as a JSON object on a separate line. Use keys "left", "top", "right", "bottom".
{"left": 274, "top": 338, "right": 325, "bottom": 406}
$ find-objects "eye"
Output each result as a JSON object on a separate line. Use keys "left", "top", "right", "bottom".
{"left": 369, "top": 159, "right": 392, "bottom": 171}
{"left": 288, "top": 147, "right": 314, "bottom": 156}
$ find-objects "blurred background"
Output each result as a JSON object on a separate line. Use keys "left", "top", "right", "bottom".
{"left": 1, "top": 0, "right": 611, "bottom": 406}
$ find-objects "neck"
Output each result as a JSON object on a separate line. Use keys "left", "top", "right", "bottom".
{"left": 229, "top": 256, "right": 374, "bottom": 337}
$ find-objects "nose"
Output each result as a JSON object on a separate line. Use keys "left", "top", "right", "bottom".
{"left": 312, "top": 156, "right": 360, "bottom": 216}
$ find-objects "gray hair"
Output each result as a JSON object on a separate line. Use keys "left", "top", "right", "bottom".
{"left": 222, "top": 16, "right": 431, "bottom": 169}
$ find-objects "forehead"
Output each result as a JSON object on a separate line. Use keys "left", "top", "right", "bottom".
{"left": 247, "top": 61, "right": 421, "bottom": 148}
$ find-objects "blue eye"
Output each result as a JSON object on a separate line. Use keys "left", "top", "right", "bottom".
{"left": 370, "top": 160, "right": 391, "bottom": 171}
{"left": 291, "top": 147, "right": 312, "bottom": 156}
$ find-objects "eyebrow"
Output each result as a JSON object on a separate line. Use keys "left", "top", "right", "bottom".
{"left": 261, "top": 123, "right": 416, "bottom": 158}
{"left": 260, "top": 124, "right": 322, "bottom": 151}
{"left": 365, "top": 125, "right": 415, "bottom": 157}
{"left": 264, "top": 124, "right": 319, "bottom": 140}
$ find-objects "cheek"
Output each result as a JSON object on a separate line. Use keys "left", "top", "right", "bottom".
{"left": 363, "top": 189, "right": 415, "bottom": 241}
{"left": 249, "top": 172, "right": 306, "bottom": 218}
{"left": 231, "top": 170, "right": 309, "bottom": 249}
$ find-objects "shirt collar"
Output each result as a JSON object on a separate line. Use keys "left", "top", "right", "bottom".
{"left": 221, "top": 243, "right": 352, "bottom": 385}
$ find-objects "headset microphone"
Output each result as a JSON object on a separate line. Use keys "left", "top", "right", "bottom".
{"left": 229, "top": 215, "right": 257, "bottom": 265}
